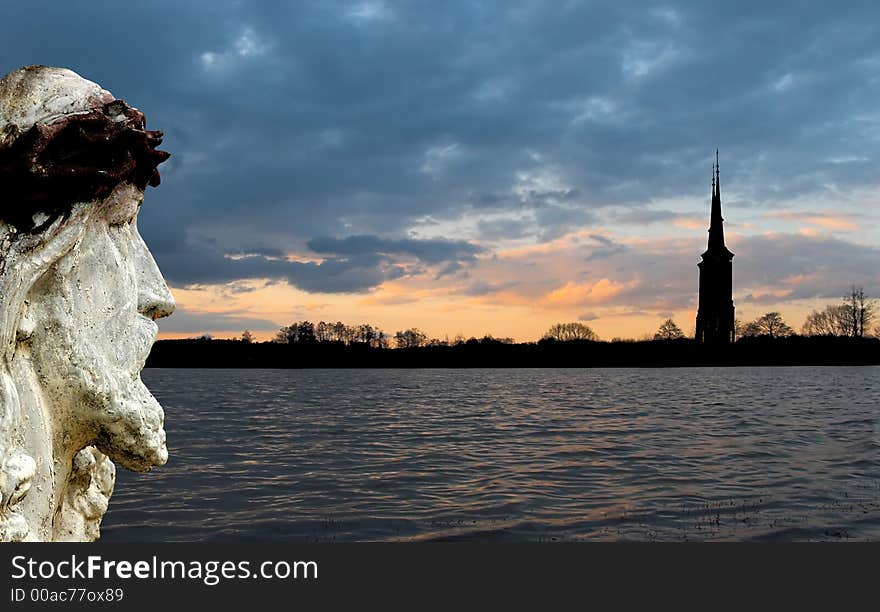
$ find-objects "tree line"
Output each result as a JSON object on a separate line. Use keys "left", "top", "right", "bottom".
{"left": 800, "top": 286, "right": 875, "bottom": 338}
{"left": 543, "top": 285, "right": 878, "bottom": 343}
{"left": 739, "top": 285, "right": 876, "bottom": 340}
{"left": 236, "top": 285, "right": 876, "bottom": 348}
{"left": 272, "top": 321, "right": 390, "bottom": 348}
{"left": 262, "top": 321, "right": 515, "bottom": 349}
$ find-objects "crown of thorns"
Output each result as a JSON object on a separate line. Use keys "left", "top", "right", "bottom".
{"left": 0, "top": 99, "right": 169, "bottom": 232}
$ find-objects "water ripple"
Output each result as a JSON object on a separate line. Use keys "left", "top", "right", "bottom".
{"left": 100, "top": 367, "right": 880, "bottom": 541}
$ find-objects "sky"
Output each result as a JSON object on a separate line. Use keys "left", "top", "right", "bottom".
{"left": 2, "top": 0, "right": 879, "bottom": 341}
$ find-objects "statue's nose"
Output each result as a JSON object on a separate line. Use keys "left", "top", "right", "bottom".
{"left": 133, "top": 226, "right": 175, "bottom": 321}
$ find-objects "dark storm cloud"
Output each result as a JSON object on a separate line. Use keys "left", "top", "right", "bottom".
{"left": 306, "top": 235, "right": 483, "bottom": 264}
{"left": 154, "top": 231, "right": 478, "bottom": 292}
{"left": 2, "top": 0, "right": 879, "bottom": 294}
{"left": 157, "top": 245, "right": 401, "bottom": 293}
{"left": 233, "top": 246, "right": 288, "bottom": 259}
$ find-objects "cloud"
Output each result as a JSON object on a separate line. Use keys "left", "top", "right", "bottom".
{"left": 610, "top": 208, "right": 702, "bottom": 227}
{"left": 456, "top": 223, "right": 880, "bottom": 323}
{"left": 475, "top": 217, "right": 532, "bottom": 241}
{"left": 158, "top": 307, "right": 280, "bottom": 333}
{"left": 306, "top": 234, "right": 484, "bottom": 264}
{"left": 584, "top": 234, "right": 628, "bottom": 260}
{"left": 346, "top": 1, "right": 394, "bottom": 23}
{"left": 157, "top": 245, "right": 401, "bottom": 293}
{"left": 543, "top": 278, "right": 634, "bottom": 307}
{"left": 2, "top": 1, "right": 880, "bottom": 329}
{"left": 155, "top": 233, "right": 483, "bottom": 294}
{"left": 765, "top": 210, "right": 860, "bottom": 231}
{"left": 460, "top": 280, "right": 520, "bottom": 296}
{"left": 199, "top": 26, "right": 271, "bottom": 70}
{"left": 734, "top": 232, "right": 880, "bottom": 301}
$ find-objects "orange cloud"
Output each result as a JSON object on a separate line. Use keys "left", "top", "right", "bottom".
{"left": 497, "top": 229, "right": 597, "bottom": 258}
{"left": 798, "top": 227, "right": 821, "bottom": 237}
{"left": 672, "top": 216, "right": 705, "bottom": 230}
{"left": 779, "top": 272, "right": 823, "bottom": 287}
{"left": 542, "top": 278, "right": 636, "bottom": 307}
{"left": 766, "top": 210, "right": 859, "bottom": 231}
{"left": 803, "top": 215, "right": 859, "bottom": 231}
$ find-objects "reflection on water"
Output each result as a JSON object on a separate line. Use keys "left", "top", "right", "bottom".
{"left": 101, "top": 367, "right": 880, "bottom": 541}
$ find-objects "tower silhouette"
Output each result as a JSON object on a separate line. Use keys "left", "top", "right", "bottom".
{"left": 695, "top": 150, "right": 735, "bottom": 344}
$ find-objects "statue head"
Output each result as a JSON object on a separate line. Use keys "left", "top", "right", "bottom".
{"left": 0, "top": 66, "right": 174, "bottom": 541}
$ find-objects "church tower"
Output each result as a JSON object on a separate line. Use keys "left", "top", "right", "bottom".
{"left": 695, "top": 151, "right": 735, "bottom": 344}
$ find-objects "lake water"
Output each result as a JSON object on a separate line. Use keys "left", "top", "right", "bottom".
{"left": 100, "top": 367, "right": 880, "bottom": 541}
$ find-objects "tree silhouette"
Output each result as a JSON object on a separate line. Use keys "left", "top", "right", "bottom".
{"left": 802, "top": 304, "right": 851, "bottom": 336}
{"left": 741, "top": 312, "right": 793, "bottom": 339}
{"left": 843, "top": 285, "right": 875, "bottom": 338}
{"left": 800, "top": 286, "right": 876, "bottom": 337}
{"left": 542, "top": 322, "right": 599, "bottom": 341}
{"left": 240, "top": 330, "right": 255, "bottom": 343}
{"left": 654, "top": 318, "right": 684, "bottom": 340}
{"left": 394, "top": 328, "right": 428, "bottom": 349}
{"left": 275, "top": 320, "right": 388, "bottom": 346}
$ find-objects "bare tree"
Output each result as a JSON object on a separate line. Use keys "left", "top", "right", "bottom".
{"left": 274, "top": 321, "right": 316, "bottom": 343}
{"left": 273, "top": 325, "right": 293, "bottom": 343}
{"left": 741, "top": 312, "right": 794, "bottom": 339}
{"left": 375, "top": 331, "right": 390, "bottom": 349}
{"left": 801, "top": 287, "right": 876, "bottom": 337}
{"left": 802, "top": 304, "right": 851, "bottom": 336}
{"left": 843, "top": 285, "right": 875, "bottom": 338}
{"left": 314, "top": 321, "right": 329, "bottom": 342}
{"left": 542, "top": 322, "right": 599, "bottom": 341}
{"left": 739, "top": 321, "right": 761, "bottom": 338}
{"left": 654, "top": 318, "right": 684, "bottom": 340}
{"left": 297, "top": 321, "right": 316, "bottom": 343}
{"left": 394, "top": 328, "right": 428, "bottom": 349}
{"left": 329, "top": 321, "right": 345, "bottom": 343}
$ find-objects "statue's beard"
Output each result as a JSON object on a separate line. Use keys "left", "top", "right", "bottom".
{"left": 30, "top": 313, "right": 167, "bottom": 473}
{"left": 87, "top": 370, "right": 167, "bottom": 473}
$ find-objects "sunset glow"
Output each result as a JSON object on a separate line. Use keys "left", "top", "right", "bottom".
{"left": 4, "top": 3, "right": 876, "bottom": 342}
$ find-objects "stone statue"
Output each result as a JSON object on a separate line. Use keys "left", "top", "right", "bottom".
{"left": 0, "top": 66, "right": 174, "bottom": 541}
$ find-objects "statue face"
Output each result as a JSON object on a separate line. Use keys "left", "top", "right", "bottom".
{"left": 25, "top": 182, "right": 174, "bottom": 473}
{"left": 0, "top": 66, "right": 173, "bottom": 540}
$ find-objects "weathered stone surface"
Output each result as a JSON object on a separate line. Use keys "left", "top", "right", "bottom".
{"left": 0, "top": 66, "right": 173, "bottom": 542}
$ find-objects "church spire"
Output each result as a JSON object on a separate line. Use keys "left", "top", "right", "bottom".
{"left": 711, "top": 161, "right": 715, "bottom": 197}
{"left": 696, "top": 149, "right": 735, "bottom": 345}
{"left": 708, "top": 149, "right": 726, "bottom": 252}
